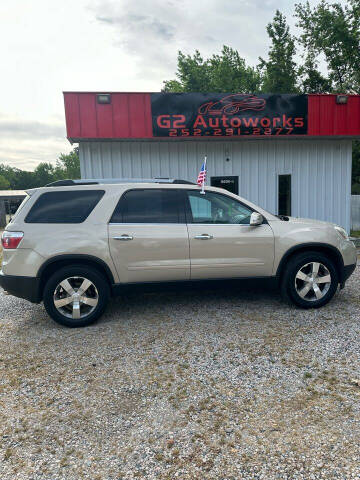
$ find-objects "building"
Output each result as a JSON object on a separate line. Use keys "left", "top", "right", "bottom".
{"left": 0, "top": 190, "right": 26, "bottom": 228}
{"left": 63, "top": 92, "right": 360, "bottom": 232}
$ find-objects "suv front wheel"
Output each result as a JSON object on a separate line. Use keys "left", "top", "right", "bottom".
{"left": 281, "top": 251, "right": 339, "bottom": 308}
{"left": 43, "top": 265, "right": 110, "bottom": 327}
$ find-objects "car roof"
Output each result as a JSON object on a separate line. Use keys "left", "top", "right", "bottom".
{"left": 27, "top": 182, "right": 211, "bottom": 195}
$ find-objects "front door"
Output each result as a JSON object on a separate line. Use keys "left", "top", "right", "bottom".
{"left": 185, "top": 190, "right": 274, "bottom": 280}
{"left": 108, "top": 188, "right": 190, "bottom": 283}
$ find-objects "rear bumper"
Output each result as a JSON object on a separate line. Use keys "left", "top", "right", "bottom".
{"left": 0, "top": 271, "right": 41, "bottom": 303}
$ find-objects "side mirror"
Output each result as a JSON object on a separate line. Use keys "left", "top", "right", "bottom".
{"left": 250, "top": 212, "right": 263, "bottom": 226}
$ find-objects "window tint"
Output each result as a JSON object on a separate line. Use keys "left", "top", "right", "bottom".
{"left": 110, "top": 189, "right": 180, "bottom": 223}
{"left": 186, "top": 191, "right": 253, "bottom": 224}
{"left": 25, "top": 190, "right": 104, "bottom": 223}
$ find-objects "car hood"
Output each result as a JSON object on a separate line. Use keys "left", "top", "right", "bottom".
{"left": 284, "top": 216, "right": 336, "bottom": 227}
{"left": 269, "top": 216, "right": 339, "bottom": 230}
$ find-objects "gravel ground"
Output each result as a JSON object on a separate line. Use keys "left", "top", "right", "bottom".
{"left": 0, "top": 266, "right": 359, "bottom": 480}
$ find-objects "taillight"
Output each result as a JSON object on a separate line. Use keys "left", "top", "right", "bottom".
{"left": 1, "top": 231, "right": 24, "bottom": 249}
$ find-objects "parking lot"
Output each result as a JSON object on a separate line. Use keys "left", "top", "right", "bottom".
{"left": 0, "top": 265, "right": 359, "bottom": 479}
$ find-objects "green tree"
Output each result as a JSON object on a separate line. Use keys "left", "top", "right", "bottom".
{"left": 0, "top": 147, "right": 80, "bottom": 190}
{"left": 208, "top": 46, "right": 261, "bottom": 92}
{"left": 295, "top": 0, "right": 360, "bottom": 191}
{"left": 258, "top": 10, "right": 298, "bottom": 93}
{"left": 55, "top": 147, "right": 80, "bottom": 179}
{"left": 0, "top": 174, "right": 10, "bottom": 190}
{"left": 0, "top": 165, "right": 33, "bottom": 190}
{"left": 163, "top": 46, "right": 261, "bottom": 93}
{"left": 298, "top": 55, "right": 333, "bottom": 93}
{"left": 33, "top": 162, "right": 56, "bottom": 188}
{"left": 12, "top": 170, "right": 36, "bottom": 190}
{"left": 0, "top": 165, "right": 16, "bottom": 188}
{"left": 295, "top": 0, "right": 360, "bottom": 93}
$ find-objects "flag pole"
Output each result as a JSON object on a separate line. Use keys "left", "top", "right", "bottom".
{"left": 200, "top": 155, "right": 207, "bottom": 195}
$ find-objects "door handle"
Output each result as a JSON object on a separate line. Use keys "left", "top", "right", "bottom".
{"left": 194, "top": 234, "right": 213, "bottom": 240}
{"left": 113, "top": 235, "right": 133, "bottom": 241}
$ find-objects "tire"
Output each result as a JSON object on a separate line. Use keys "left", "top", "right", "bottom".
{"left": 43, "top": 265, "right": 110, "bottom": 327}
{"left": 281, "top": 251, "right": 339, "bottom": 309}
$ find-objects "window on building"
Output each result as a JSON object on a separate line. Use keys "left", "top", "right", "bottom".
{"left": 25, "top": 190, "right": 104, "bottom": 223}
{"left": 110, "top": 189, "right": 180, "bottom": 223}
{"left": 186, "top": 191, "right": 253, "bottom": 224}
{"left": 278, "top": 175, "right": 291, "bottom": 216}
{"left": 210, "top": 176, "right": 239, "bottom": 195}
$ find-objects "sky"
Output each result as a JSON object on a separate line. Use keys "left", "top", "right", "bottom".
{"left": 0, "top": 0, "right": 336, "bottom": 170}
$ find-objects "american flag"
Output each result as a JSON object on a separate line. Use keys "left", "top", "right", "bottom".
{"left": 197, "top": 159, "right": 207, "bottom": 186}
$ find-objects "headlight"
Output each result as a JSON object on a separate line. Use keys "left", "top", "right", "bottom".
{"left": 334, "top": 226, "right": 349, "bottom": 240}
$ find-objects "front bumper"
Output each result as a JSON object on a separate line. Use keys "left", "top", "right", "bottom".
{"left": 341, "top": 263, "right": 357, "bottom": 287}
{"left": 0, "top": 271, "right": 41, "bottom": 303}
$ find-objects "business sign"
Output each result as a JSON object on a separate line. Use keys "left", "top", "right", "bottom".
{"left": 151, "top": 93, "right": 308, "bottom": 137}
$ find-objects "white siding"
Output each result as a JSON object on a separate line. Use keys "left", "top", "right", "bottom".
{"left": 80, "top": 139, "right": 352, "bottom": 232}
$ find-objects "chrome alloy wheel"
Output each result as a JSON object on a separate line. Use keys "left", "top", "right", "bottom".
{"left": 53, "top": 276, "right": 99, "bottom": 319}
{"left": 294, "top": 262, "right": 332, "bottom": 302}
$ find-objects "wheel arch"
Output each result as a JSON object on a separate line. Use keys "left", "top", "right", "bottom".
{"left": 37, "top": 255, "right": 115, "bottom": 300}
{"left": 276, "top": 243, "right": 344, "bottom": 284}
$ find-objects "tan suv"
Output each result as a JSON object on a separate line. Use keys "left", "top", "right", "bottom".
{"left": 0, "top": 179, "right": 357, "bottom": 327}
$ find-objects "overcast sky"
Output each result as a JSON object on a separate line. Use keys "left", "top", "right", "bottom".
{"left": 0, "top": 0, "right": 334, "bottom": 170}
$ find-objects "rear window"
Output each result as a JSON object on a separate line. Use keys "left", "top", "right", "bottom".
{"left": 110, "top": 189, "right": 180, "bottom": 223}
{"left": 25, "top": 190, "right": 105, "bottom": 223}
{"left": 8, "top": 194, "right": 30, "bottom": 223}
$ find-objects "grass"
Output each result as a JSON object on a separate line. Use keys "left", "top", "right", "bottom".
{"left": 350, "top": 230, "right": 360, "bottom": 238}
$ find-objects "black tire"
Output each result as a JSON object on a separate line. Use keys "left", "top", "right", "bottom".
{"left": 281, "top": 251, "right": 339, "bottom": 309}
{"left": 43, "top": 265, "right": 110, "bottom": 327}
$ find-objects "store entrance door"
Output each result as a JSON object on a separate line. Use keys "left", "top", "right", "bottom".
{"left": 210, "top": 176, "right": 239, "bottom": 195}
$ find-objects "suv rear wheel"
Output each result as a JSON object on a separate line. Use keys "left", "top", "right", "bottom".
{"left": 43, "top": 265, "right": 110, "bottom": 327}
{"left": 281, "top": 251, "right": 339, "bottom": 308}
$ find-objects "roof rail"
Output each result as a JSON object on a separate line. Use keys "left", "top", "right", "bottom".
{"left": 45, "top": 178, "right": 195, "bottom": 187}
{"left": 45, "top": 179, "right": 98, "bottom": 187}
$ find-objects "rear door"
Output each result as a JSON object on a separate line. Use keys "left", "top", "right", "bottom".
{"left": 184, "top": 190, "right": 274, "bottom": 279}
{"left": 108, "top": 188, "right": 190, "bottom": 283}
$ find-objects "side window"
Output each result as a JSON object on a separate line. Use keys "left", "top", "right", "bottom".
{"left": 186, "top": 191, "right": 253, "bottom": 224}
{"left": 110, "top": 189, "right": 180, "bottom": 223}
{"left": 25, "top": 190, "right": 105, "bottom": 223}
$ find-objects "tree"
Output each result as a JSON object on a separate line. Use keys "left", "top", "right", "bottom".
{"left": 163, "top": 46, "right": 261, "bottom": 93}
{"left": 33, "top": 162, "right": 56, "bottom": 188}
{"left": 295, "top": 0, "right": 360, "bottom": 93}
{"left": 0, "top": 164, "right": 34, "bottom": 190}
{"left": 295, "top": 0, "right": 360, "bottom": 191}
{"left": 55, "top": 147, "right": 80, "bottom": 179}
{"left": 298, "top": 54, "right": 333, "bottom": 93}
{"left": 258, "top": 10, "right": 298, "bottom": 93}
{"left": 0, "top": 174, "right": 10, "bottom": 190}
{"left": 208, "top": 46, "right": 261, "bottom": 93}
{"left": 0, "top": 165, "right": 17, "bottom": 188}
{"left": 0, "top": 147, "right": 80, "bottom": 190}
